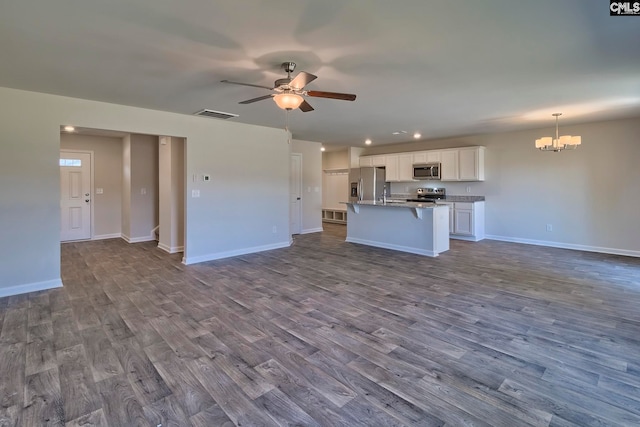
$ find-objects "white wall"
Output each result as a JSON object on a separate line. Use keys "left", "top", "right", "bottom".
{"left": 126, "top": 134, "right": 159, "bottom": 242}
{"left": 363, "top": 117, "right": 640, "bottom": 256}
{"left": 158, "top": 136, "right": 185, "bottom": 252}
{"left": 0, "top": 86, "right": 291, "bottom": 296}
{"left": 292, "top": 139, "right": 323, "bottom": 234}
{"left": 60, "top": 133, "right": 123, "bottom": 238}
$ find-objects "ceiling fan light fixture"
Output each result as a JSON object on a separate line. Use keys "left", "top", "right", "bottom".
{"left": 273, "top": 93, "right": 304, "bottom": 110}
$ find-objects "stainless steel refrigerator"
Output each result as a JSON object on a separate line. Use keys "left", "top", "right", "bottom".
{"left": 349, "top": 167, "right": 386, "bottom": 202}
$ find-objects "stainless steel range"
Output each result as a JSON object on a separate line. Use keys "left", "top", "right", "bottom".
{"left": 407, "top": 188, "right": 446, "bottom": 202}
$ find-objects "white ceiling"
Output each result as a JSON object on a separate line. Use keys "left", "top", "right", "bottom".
{"left": 2, "top": 1, "right": 639, "bottom": 147}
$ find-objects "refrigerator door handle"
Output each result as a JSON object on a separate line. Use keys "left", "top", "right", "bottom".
{"left": 358, "top": 179, "right": 363, "bottom": 201}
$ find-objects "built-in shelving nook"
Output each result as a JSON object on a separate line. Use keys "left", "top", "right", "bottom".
{"left": 322, "top": 168, "right": 348, "bottom": 224}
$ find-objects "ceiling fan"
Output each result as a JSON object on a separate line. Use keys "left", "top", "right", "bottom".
{"left": 221, "top": 62, "right": 356, "bottom": 112}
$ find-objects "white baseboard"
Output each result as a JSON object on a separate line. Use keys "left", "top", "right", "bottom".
{"left": 0, "top": 278, "right": 63, "bottom": 298}
{"left": 346, "top": 237, "right": 438, "bottom": 257}
{"left": 122, "top": 234, "right": 156, "bottom": 244}
{"left": 157, "top": 242, "right": 184, "bottom": 254}
{"left": 485, "top": 234, "right": 640, "bottom": 258}
{"left": 300, "top": 227, "right": 324, "bottom": 235}
{"left": 93, "top": 233, "right": 121, "bottom": 240}
{"left": 183, "top": 241, "right": 291, "bottom": 265}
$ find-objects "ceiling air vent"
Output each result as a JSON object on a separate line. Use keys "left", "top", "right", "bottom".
{"left": 193, "top": 109, "right": 239, "bottom": 120}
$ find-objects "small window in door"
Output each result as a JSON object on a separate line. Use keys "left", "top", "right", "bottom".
{"left": 59, "top": 159, "right": 82, "bottom": 167}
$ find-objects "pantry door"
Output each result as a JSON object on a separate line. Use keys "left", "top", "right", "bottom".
{"left": 60, "top": 151, "right": 92, "bottom": 241}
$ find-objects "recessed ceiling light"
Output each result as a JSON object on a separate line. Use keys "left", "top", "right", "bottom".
{"left": 365, "top": 139, "right": 372, "bottom": 145}
{"left": 413, "top": 132, "right": 421, "bottom": 139}
{"left": 64, "top": 125, "right": 76, "bottom": 132}
{"left": 320, "top": 147, "right": 326, "bottom": 152}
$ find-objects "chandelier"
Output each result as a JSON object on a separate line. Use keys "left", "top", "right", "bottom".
{"left": 535, "top": 113, "right": 581, "bottom": 152}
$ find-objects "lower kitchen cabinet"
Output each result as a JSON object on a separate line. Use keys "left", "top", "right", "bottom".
{"left": 440, "top": 201, "right": 485, "bottom": 241}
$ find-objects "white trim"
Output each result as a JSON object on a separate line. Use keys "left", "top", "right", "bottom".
{"left": 485, "top": 235, "right": 640, "bottom": 258}
{"left": 121, "top": 234, "right": 156, "bottom": 243}
{"left": 93, "top": 233, "right": 121, "bottom": 240}
{"left": 0, "top": 279, "right": 63, "bottom": 298}
{"left": 450, "top": 234, "right": 483, "bottom": 242}
{"left": 345, "top": 237, "right": 438, "bottom": 257}
{"left": 157, "top": 242, "right": 184, "bottom": 254}
{"left": 183, "top": 241, "right": 291, "bottom": 265}
{"left": 300, "top": 227, "right": 324, "bottom": 235}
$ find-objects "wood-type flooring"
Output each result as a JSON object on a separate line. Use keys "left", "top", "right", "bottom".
{"left": 2, "top": 223, "right": 640, "bottom": 426}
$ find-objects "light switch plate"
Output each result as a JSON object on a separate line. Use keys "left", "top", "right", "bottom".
{"left": 192, "top": 189, "right": 200, "bottom": 198}
{"left": 96, "top": 188, "right": 104, "bottom": 194}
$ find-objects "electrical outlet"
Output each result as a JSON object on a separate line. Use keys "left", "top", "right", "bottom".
{"left": 140, "top": 188, "right": 147, "bottom": 195}
{"left": 192, "top": 189, "right": 200, "bottom": 198}
{"left": 466, "top": 186, "right": 471, "bottom": 193}
{"left": 272, "top": 226, "right": 277, "bottom": 233}
{"left": 546, "top": 224, "right": 553, "bottom": 232}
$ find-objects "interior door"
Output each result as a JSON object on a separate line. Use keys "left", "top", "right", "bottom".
{"left": 60, "top": 151, "right": 91, "bottom": 241}
{"left": 290, "top": 153, "right": 302, "bottom": 235}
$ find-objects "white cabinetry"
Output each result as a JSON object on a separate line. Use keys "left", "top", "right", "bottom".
{"left": 385, "top": 154, "right": 399, "bottom": 181}
{"left": 359, "top": 155, "right": 386, "bottom": 168}
{"left": 440, "top": 147, "right": 485, "bottom": 181}
{"left": 413, "top": 151, "right": 441, "bottom": 164}
{"left": 440, "top": 150, "right": 459, "bottom": 181}
{"left": 458, "top": 147, "right": 485, "bottom": 181}
{"left": 398, "top": 153, "right": 414, "bottom": 181}
{"left": 359, "top": 156, "right": 373, "bottom": 167}
{"left": 440, "top": 201, "right": 484, "bottom": 241}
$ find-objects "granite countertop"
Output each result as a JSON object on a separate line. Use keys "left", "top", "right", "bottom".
{"left": 345, "top": 200, "right": 446, "bottom": 209}
{"left": 390, "top": 194, "right": 485, "bottom": 202}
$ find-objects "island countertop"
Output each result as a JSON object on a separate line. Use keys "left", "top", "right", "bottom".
{"left": 344, "top": 200, "right": 441, "bottom": 208}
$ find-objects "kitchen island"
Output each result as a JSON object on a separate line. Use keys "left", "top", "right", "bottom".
{"left": 344, "top": 201, "right": 449, "bottom": 257}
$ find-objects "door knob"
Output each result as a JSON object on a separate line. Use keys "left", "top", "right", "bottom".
{"left": 297, "top": 197, "right": 301, "bottom": 200}
{"left": 85, "top": 199, "right": 90, "bottom": 203}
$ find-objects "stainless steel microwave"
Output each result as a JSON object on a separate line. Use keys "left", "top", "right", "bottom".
{"left": 413, "top": 163, "right": 441, "bottom": 180}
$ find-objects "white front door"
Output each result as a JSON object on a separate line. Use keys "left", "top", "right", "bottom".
{"left": 60, "top": 151, "right": 92, "bottom": 241}
{"left": 290, "top": 153, "right": 302, "bottom": 235}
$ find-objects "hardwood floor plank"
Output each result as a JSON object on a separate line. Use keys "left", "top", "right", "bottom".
{"left": 80, "top": 327, "right": 124, "bottom": 382}
{"left": 142, "top": 395, "right": 192, "bottom": 427}
{"left": 22, "top": 368, "right": 64, "bottom": 426}
{"left": 0, "top": 308, "right": 27, "bottom": 345}
{"left": 56, "top": 344, "right": 101, "bottom": 421}
{"left": 96, "top": 374, "right": 147, "bottom": 427}
{"left": 186, "top": 356, "right": 280, "bottom": 427}
{"left": 146, "top": 342, "right": 218, "bottom": 417}
{"left": 65, "top": 408, "right": 108, "bottom": 427}
{"left": 189, "top": 404, "right": 235, "bottom": 427}
{"left": 111, "top": 337, "right": 171, "bottom": 406}
{"left": 25, "top": 323, "right": 56, "bottom": 376}
{"left": 0, "top": 343, "right": 25, "bottom": 409}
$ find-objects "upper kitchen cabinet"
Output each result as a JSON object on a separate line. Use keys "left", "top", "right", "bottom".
{"left": 386, "top": 153, "right": 414, "bottom": 182}
{"left": 459, "top": 147, "right": 485, "bottom": 181}
{"left": 440, "top": 150, "right": 459, "bottom": 181}
{"left": 359, "top": 155, "right": 386, "bottom": 167}
{"left": 440, "top": 146, "right": 485, "bottom": 181}
{"left": 413, "top": 151, "right": 441, "bottom": 164}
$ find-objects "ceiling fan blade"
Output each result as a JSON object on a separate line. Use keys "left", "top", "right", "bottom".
{"left": 307, "top": 90, "right": 356, "bottom": 101}
{"left": 289, "top": 72, "right": 317, "bottom": 90}
{"left": 299, "top": 100, "right": 314, "bottom": 112}
{"left": 221, "top": 80, "right": 274, "bottom": 90}
{"left": 239, "top": 94, "right": 274, "bottom": 104}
